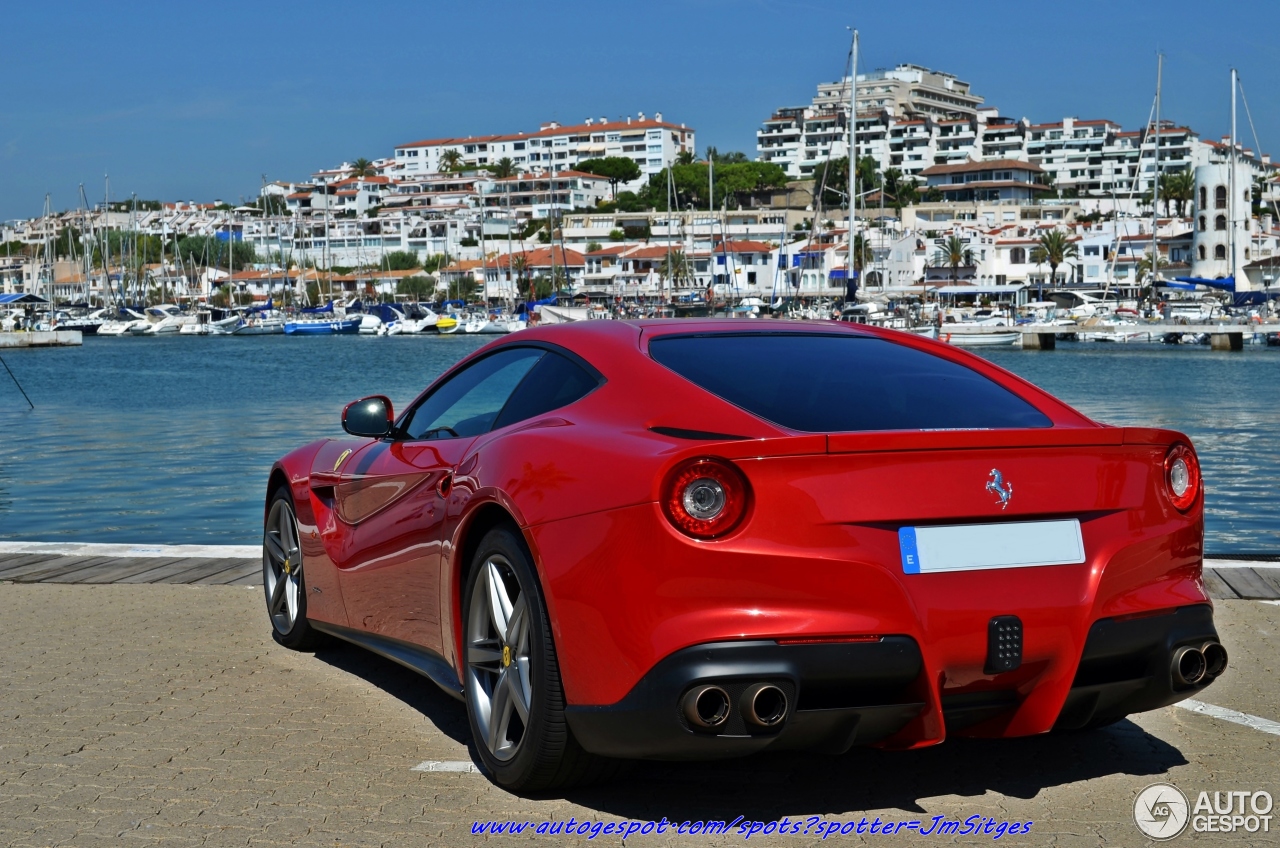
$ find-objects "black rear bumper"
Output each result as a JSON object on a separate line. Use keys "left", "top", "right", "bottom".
{"left": 564, "top": 638, "right": 925, "bottom": 760}
{"left": 1054, "top": 603, "right": 1222, "bottom": 730}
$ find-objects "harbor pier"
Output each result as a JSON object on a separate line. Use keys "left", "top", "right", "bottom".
{"left": 0, "top": 330, "right": 83, "bottom": 348}
{"left": 938, "top": 323, "right": 1280, "bottom": 350}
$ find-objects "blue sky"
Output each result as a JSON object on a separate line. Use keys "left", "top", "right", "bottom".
{"left": 4, "top": 0, "right": 1279, "bottom": 221}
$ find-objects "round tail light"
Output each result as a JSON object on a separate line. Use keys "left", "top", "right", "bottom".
{"left": 1164, "top": 444, "right": 1201, "bottom": 512}
{"left": 662, "top": 458, "right": 750, "bottom": 539}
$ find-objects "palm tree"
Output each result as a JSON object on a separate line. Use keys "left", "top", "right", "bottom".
{"left": 674, "top": 150, "right": 695, "bottom": 166}
{"left": 488, "top": 157, "right": 517, "bottom": 178}
{"left": 1029, "top": 229, "right": 1079, "bottom": 299}
{"left": 511, "top": 255, "right": 528, "bottom": 300}
{"left": 658, "top": 249, "right": 690, "bottom": 287}
{"left": 350, "top": 158, "right": 374, "bottom": 177}
{"left": 880, "top": 168, "right": 918, "bottom": 215}
{"left": 933, "top": 235, "right": 974, "bottom": 285}
{"left": 1135, "top": 252, "right": 1168, "bottom": 285}
{"left": 1164, "top": 170, "right": 1195, "bottom": 217}
{"left": 439, "top": 149, "right": 464, "bottom": 172}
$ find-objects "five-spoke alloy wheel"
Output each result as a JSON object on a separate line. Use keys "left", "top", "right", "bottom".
{"left": 263, "top": 489, "right": 322, "bottom": 650}
{"left": 466, "top": 553, "right": 533, "bottom": 760}
{"left": 462, "top": 526, "right": 613, "bottom": 792}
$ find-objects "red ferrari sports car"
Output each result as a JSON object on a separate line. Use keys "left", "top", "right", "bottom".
{"left": 263, "top": 320, "right": 1226, "bottom": 792}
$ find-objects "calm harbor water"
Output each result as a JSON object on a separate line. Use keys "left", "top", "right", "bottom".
{"left": 0, "top": 334, "right": 1276, "bottom": 553}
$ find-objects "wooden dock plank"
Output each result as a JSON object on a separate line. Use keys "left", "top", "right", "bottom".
{"left": 70, "top": 557, "right": 194, "bottom": 584}
{"left": 166, "top": 558, "right": 259, "bottom": 585}
{"left": 202, "top": 561, "right": 262, "bottom": 586}
{"left": 1217, "top": 568, "right": 1280, "bottom": 600}
{"left": 1256, "top": 569, "right": 1280, "bottom": 596}
{"left": 0, "top": 556, "right": 101, "bottom": 581}
{"left": 1202, "top": 568, "right": 1241, "bottom": 600}
{"left": 34, "top": 557, "right": 123, "bottom": 583}
{"left": 0, "top": 554, "right": 66, "bottom": 576}
{"left": 106, "top": 558, "right": 196, "bottom": 584}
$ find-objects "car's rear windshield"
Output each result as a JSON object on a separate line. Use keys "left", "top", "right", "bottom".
{"left": 648, "top": 333, "right": 1052, "bottom": 432}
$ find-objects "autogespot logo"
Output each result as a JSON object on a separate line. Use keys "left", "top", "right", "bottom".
{"left": 1134, "top": 783, "right": 1190, "bottom": 840}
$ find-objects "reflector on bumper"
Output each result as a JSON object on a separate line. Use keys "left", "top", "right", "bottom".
{"left": 899, "top": 519, "right": 1085, "bottom": 574}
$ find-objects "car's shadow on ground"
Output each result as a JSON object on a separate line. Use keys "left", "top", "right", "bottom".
{"left": 311, "top": 640, "right": 472, "bottom": 746}
{"left": 311, "top": 642, "right": 1187, "bottom": 815}
{"left": 573, "top": 724, "right": 1187, "bottom": 818}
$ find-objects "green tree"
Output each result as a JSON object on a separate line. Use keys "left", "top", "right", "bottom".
{"left": 674, "top": 150, "right": 695, "bottom": 166}
{"left": 607, "top": 229, "right": 626, "bottom": 242}
{"left": 174, "top": 235, "right": 258, "bottom": 271}
{"left": 422, "top": 253, "right": 449, "bottom": 274}
{"left": 585, "top": 241, "right": 602, "bottom": 253}
{"left": 1135, "top": 252, "right": 1168, "bottom": 286}
{"left": 705, "top": 147, "right": 749, "bottom": 164}
{"left": 933, "top": 235, "right": 974, "bottom": 285}
{"left": 396, "top": 274, "right": 436, "bottom": 298}
{"left": 880, "top": 169, "right": 918, "bottom": 215}
{"left": 657, "top": 249, "right": 690, "bottom": 286}
{"left": 439, "top": 149, "right": 464, "bottom": 172}
{"left": 851, "top": 233, "right": 873, "bottom": 277}
{"left": 1252, "top": 175, "right": 1271, "bottom": 215}
{"left": 383, "top": 250, "right": 422, "bottom": 271}
{"left": 488, "top": 157, "right": 517, "bottom": 178}
{"left": 576, "top": 156, "right": 642, "bottom": 197}
{"left": 351, "top": 158, "right": 374, "bottom": 177}
{"left": 254, "top": 194, "right": 288, "bottom": 216}
{"left": 638, "top": 161, "right": 787, "bottom": 211}
{"left": 1161, "top": 170, "right": 1195, "bottom": 217}
{"left": 1030, "top": 229, "right": 1079, "bottom": 296}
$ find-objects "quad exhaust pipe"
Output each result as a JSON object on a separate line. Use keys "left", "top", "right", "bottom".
{"left": 1171, "top": 641, "right": 1229, "bottom": 687}
{"left": 741, "top": 683, "right": 788, "bottom": 728}
{"left": 681, "top": 682, "right": 790, "bottom": 731}
{"left": 682, "top": 685, "right": 730, "bottom": 729}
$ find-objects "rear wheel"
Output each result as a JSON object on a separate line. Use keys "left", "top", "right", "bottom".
{"left": 263, "top": 489, "right": 323, "bottom": 651}
{"left": 463, "top": 525, "right": 616, "bottom": 793}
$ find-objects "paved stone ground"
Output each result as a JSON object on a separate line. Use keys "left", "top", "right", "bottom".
{"left": 0, "top": 584, "right": 1276, "bottom": 847}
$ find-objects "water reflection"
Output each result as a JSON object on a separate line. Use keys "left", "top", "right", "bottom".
{"left": 0, "top": 336, "right": 1275, "bottom": 553}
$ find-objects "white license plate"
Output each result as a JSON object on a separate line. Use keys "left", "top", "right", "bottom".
{"left": 899, "top": 519, "right": 1085, "bottom": 574}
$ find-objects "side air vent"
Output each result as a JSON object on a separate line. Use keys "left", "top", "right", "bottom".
{"left": 649, "top": 426, "right": 749, "bottom": 441}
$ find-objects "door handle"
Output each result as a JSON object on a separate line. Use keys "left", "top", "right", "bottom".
{"left": 436, "top": 471, "right": 454, "bottom": 498}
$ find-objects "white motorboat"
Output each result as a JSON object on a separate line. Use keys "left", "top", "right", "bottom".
{"left": 180, "top": 311, "right": 241, "bottom": 335}
{"left": 129, "top": 304, "right": 193, "bottom": 336}
{"left": 461, "top": 313, "right": 488, "bottom": 334}
{"left": 232, "top": 316, "right": 285, "bottom": 335}
{"left": 913, "top": 327, "right": 1021, "bottom": 347}
{"left": 480, "top": 315, "right": 525, "bottom": 334}
{"left": 97, "top": 308, "right": 150, "bottom": 336}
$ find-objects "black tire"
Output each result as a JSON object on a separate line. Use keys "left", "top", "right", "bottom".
{"left": 263, "top": 488, "right": 325, "bottom": 651}
{"left": 462, "top": 525, "right": 619, "bottom": 793}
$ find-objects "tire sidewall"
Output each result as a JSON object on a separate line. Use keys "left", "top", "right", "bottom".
{"left": 265, "top": 488, "right": 312, "bottom": 647}
{"left": 463, "top": 526, "right": 557, "bottom": 786}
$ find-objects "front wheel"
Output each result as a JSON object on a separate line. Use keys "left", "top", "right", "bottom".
{"left": 263, "top": 489, "right": 324, "bottom": 651}
{"left": 462, "top": 525, "right": 616, "bottom": 793}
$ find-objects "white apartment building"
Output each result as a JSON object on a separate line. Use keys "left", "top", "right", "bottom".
{"left": 391, "top": 114, "right": 696, "bottom": 191}
{"left": 758, "top": 70, "right": 1275, "bottom": 201}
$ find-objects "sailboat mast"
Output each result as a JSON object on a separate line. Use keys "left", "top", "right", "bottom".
{"left": 847, "top": 28, "right": 858, "bottom": 298}
{"left": 1229, "top": 68, "right": 1238, "bottom": 280}
{"left": 1151, "top": 53, "right": 1162, "bottom": 281}
{"left": 479, "top": 181, "right": 488, "bottom": 306}
{"left": 104, "top": 175, "right": 111, "bottom": 307}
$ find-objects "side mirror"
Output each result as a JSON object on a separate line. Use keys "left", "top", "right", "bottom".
{"left": 342, "top": 395, "right": 394, "bottom": 438}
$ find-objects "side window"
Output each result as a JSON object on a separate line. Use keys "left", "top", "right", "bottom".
{"left": 492, "top": 351, "right": 600, "bottom": 430}
{"left": 401, "top": 348, "right": 543, "bottom": 440}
